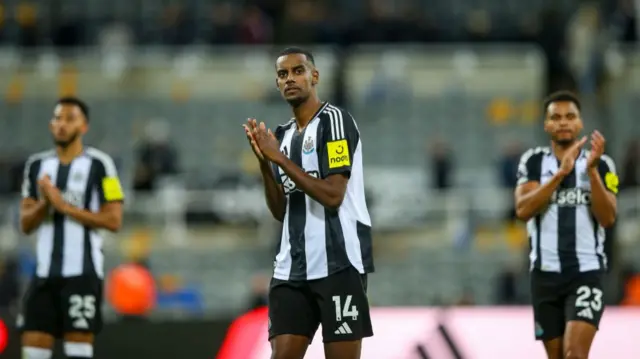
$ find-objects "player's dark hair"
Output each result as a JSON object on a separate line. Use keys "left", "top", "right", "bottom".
{"left": 57, "top": 96, "right": 90, "bottom": 122}
{"left": 543, "top": 91, "right": 581, "bottom": 113}
{"left": 277, "top": 47, "right": 315, "bottom": 66}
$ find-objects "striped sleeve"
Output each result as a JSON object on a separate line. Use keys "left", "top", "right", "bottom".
{"left": 87, "top": 148, "right": 125, "bottom": 204}
{"left": 21, "top": 155, "right": 41, "bottom": 200}
{"left": 598, "top": 154, "right": 618, "bottom": 195}
{"left": 319, "top": 105, "right": 360, "bottom": 178}
{"left": 516, "top": 148, "right": 542, "bottom": 186}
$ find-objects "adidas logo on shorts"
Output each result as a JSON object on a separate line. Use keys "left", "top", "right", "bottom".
{"left": 577, "top": 308, "right": 594, "bottom": 320}
{"left": 334, "top": 322, "right": 352, "bottom": 335}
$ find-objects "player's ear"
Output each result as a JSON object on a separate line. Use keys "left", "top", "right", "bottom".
{"left": 542, "top": 118, "right": 551, "bottom": 135}
{"left": 311, "top": 69, "right": 319, "bottom": 86}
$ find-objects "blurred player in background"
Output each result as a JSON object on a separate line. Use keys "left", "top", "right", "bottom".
{"left": 514, "top": 91, "right": 618, "bottom": 359}
{"left": 243, "top": 47, "right": 374, "bottom": 359}
{"left": 19, "top": 97, "right": 124, "bottom": 359}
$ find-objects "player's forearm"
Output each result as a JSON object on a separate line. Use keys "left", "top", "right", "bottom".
{"left": 516, "top": 173, "right": 566, "bottom": 221}
{"left": 588, "top": 168, "right": 616, "bottom": 227}
{"left": 20, "top": 201, "right": 49, "bottom": 234}
{"left": 273, "top": 155, "right": 343, "bottom": 209}
{"left": 60, "top": 204, "right": 122, "bottom": 232}
{"left": 260, "top": 162, "right": 286, "bottom": 221}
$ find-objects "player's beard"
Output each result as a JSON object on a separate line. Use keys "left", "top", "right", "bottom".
{"left": 553, "top": 136, "right": 576, "bottom": 147}
{"left": 53, "top": 131, "right": 80, "bottom": 149}
{"left": 286, "top": 93, "right": 309, "bottom": 108}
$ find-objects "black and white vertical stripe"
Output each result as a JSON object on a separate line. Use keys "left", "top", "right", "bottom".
{"left": 21, "top": 147, "right": 120, "bottom": 279}
{"left": 326, "top": 106, "right": 345, "bottom": 141}
{"left": 272, "top": 103, "right": 374, "bottom": 281}
{"left": 517, "top": 147, "right": 615, "bottom": 273}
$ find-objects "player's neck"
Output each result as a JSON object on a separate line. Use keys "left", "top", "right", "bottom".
{"left": 56, "top": 141, "right": 84, "bottom": 164}
{"left": 292, "top": 96, "right": 323, "bottom": 130}
{"left": 551, "top": 141, "right": 578, "bottom": 160}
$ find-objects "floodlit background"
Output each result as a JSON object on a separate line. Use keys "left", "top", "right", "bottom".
{"left": 0, "top": 0, "right": 638, "bottom": 357}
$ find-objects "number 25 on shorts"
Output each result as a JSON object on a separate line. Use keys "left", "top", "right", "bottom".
{"left": 332, "top": 295, "right": 359, "bottom": 321}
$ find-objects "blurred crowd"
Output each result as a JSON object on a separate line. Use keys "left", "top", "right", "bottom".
{"left": 0, "top": 0, "right": 636, "bottom": 96}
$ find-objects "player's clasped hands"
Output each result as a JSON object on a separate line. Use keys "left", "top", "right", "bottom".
{"left": 586, "top": 130, "right": 605, "bottom": 169}
{"left": 37, "top": 175, "right": 65, "bottom": 209}
{"left": 559, "top": 131, "right": 606, "bottom": 175}
{"left": 243, "top": 118, "right": 281, "bottom": 162}
{"left": 559, "top": 136, "right": 587, "bottom": 175}
{"left": 243, "top": 118, "right": 265, "bottom": 162}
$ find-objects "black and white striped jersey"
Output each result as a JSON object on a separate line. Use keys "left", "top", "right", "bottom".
{"left": 517, "top": 146, "right": 618, "bottom": 273}
{"left": 21, "top": 147, "right": 124, "bottom": 279}
{"left": 271, "top": 102, "right": 374, "bottom": 281}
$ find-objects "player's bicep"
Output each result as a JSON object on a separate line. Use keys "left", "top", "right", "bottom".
{"left": 325, "top": 173, "right": 349, "bottom": 196}
{"left": 100, "top": 201, "right": 123, "bottom": 216}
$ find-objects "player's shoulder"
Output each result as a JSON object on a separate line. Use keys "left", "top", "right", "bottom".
{"left": 85, "top": 147, "right": 118, "bottom": 175}
{"left": 519, "top": 146, "right": 550, "bottom": 164}
{"left": 25, "top": 149, "right": 56, "bottom": 166}
{"left": 319, "top": 102, "right": 359, "bottom": 134}
{"left": 320, "top": 103, "right": 356, "bottom": 122}
{"left": 600, "top": 153, "right": 616, "bottom": 171}
{"left": 274, "top": 118, "right": 295, "bottom": 138}
{"left": 275, "top": 118, "right": 295, "bottom": 131}
{"left": 584, "top": 150, "right": 617, "bottom": 172}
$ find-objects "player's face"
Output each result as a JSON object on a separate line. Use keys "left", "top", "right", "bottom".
{"left": 544, "top": 101, "right": 583, "bottom": 146}
{"left": 50, "top": 104, "right": 88, "bottom": 148}
{"left": 275, "top": 54, "right": 319, "bottom": 107}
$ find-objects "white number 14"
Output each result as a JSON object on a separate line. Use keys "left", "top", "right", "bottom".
{"left": 332, "top": 295, "right": 359, "bottom": 321}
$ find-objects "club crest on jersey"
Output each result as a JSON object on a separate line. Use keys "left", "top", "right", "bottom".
{"left": 579, "top": 171, "right": 590, "bottom": 183}
{"left": 62, "top": 190, "right": 85, "bottom": 208}
{"left": 71, "top": 172, "right": 84, "bottom": 183}
{"left": 551, "top": 188, "right": 591, "bottom": 206}
{"left": 302, "top": 137, "right": 315, "bottom": 154}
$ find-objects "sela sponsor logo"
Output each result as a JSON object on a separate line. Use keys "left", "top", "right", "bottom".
{"left": 551, "top": 188, "right": 591, "bottom": 206}
{"left": 281, "top": 170, "right": 319, "bottom": 194}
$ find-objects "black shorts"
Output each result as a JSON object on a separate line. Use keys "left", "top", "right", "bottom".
{"left": 531, "top": 270, "right": 604, "bottom": 341}
{"left": 268, "top": 266, "right": 373, "bottom": 343}
{"left": 19, "top": 275, "right": 103, "bottom": 338}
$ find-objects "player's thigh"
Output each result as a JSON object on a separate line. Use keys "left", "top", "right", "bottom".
{"left": 60, "top": 276, "right": 103, "bottom": 341}
{"left": 324, "top": 341, "right": 362, "bottom": 359}
{"left": 268, "top": 278, "right": 319, "bottom": 342}
{"left": 270, "top": 335, "right": 311, "bottom": 359}
{"left": 541, "top": 338, "right": 563, "bottom": 359}
{"left": 563, "top": 321, "right": 597, "bottom": 359}
{"left": 313, "top": 267, "right": 372, "bottom": 345}
{"left": 20, "top": 278, "right": 59, "bottom": 345}
{"left": 563, "top": 272, "right": 604, "bottom": 357}
{"left": 531, "top": 272, "right": 566, "bottom": 341}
